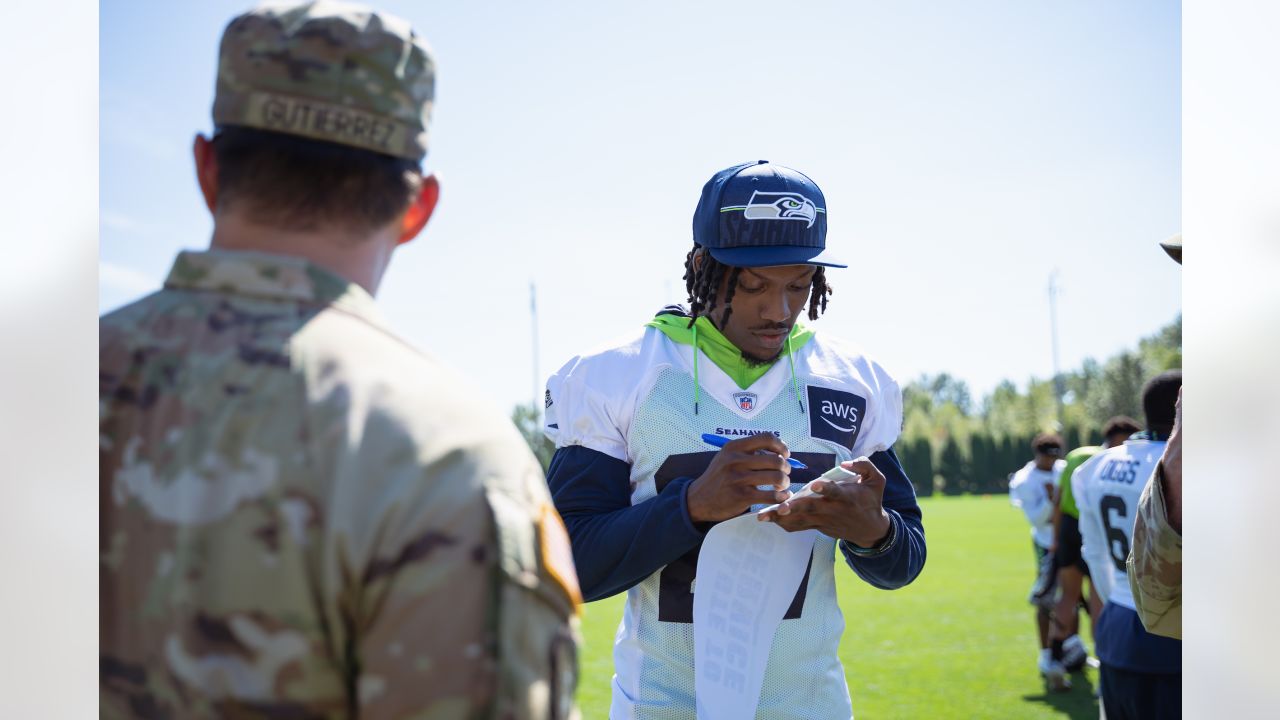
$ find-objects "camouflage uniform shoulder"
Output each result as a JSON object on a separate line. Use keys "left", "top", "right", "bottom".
{"left": 292, "top": 304, "right": 579, "bottom": 592}
{"left": 289, "top": 300, "right": 526, "bottom": 455}
{"left": 291, "top": 306, "right": 583, "bottom": 718}
{"left": 100, "top": 250, "right": 579, "bottom": 718}
{"left": 99, "top": 286, "right": 182, "bottom": 342}
{"left": 1128, "top": 462, "right": 1182, "bottom": 639}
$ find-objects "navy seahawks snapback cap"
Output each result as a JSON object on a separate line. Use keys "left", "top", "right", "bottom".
{"left": 692, "top": 160, "right": 846, "bottom": 268}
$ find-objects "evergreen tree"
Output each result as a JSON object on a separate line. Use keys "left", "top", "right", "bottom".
{"left": 900, "top": 437, "right": 935, "bottom": 497}
{"left": 1001, "top": 435, "right": 1023, "bottom": 482}
{"left": 1064, "top": 424, "right": 1082, "bottom": 454}
{"left": 970, "top": 434, "right": 993, "bottom": 494}
{"left": 938, "top": 436, "right": 968, "bottom": 495}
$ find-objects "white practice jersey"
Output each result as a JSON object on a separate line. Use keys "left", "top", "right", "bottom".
{"left": 1008, "top": 460, "right": 1065, "bottom": 548}
{"left": 545, "top": 326, "right": 902, "bottom": 720}
{"left": 1073, "top": 438, "right": 1166, "bottom": 610}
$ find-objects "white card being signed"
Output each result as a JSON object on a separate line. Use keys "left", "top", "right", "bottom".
{"left": 756, "top": 464, "right": 860, "bottom": 515}
{"left": 692, "top": 512, "right": 817, "bottom": 720}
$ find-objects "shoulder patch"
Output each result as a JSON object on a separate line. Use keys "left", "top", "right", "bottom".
{"left": 806, "top": 385, "right": 866, "bottom": 451}
{"left": 539, "top": 502, "right": 583, "bottom": 612}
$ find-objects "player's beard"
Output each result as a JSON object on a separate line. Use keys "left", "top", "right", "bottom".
{"left": 740, "top": 348, "right": 781, "bottom": 366}
{"left": 740, "top": 322, "right": 789, "bottom": 366}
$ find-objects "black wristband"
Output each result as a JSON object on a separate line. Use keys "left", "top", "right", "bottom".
{"left": 842, "top": 513, "right": 897, "bottom": 558}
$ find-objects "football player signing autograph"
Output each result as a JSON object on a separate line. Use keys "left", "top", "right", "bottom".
{"left": 544, "top": 161, "right": 927, "bottom": 719}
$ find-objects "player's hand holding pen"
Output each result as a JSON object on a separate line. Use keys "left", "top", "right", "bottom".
{"left": 687, "top": 433, "right": 795, "bottom": 522}
{"left": 758, "top": 457, "right": 892, "bottom": 549}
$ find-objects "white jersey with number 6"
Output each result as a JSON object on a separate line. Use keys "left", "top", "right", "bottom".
{"left": 1073, "top": 437, "right": 1166, "bottom": 610}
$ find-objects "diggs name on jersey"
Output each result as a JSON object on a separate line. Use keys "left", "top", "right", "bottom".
{"left": 1098, "top": 458, "right": 1142, "bottom": 485}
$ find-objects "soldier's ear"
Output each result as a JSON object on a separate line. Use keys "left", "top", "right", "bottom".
{"left": 397, "top": 173, "right": 440, "bottom": 245}
{"left": 193, "top": 134, "right": 219, "bottom": 214}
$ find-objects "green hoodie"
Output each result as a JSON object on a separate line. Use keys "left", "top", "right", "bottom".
{"left": 645, "top": 311, "right": 815, "bottom": 390}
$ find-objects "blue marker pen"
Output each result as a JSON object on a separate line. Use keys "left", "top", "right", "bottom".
{"left": 701, "top": 433, "right": 808, "bottom": 469}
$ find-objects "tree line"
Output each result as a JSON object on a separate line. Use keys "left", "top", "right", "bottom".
{"left": 896, "top": 315, "right": 1180, "bottom": 496}
{"left": 510, "top": 314, "right": 1181, "bottom": 497}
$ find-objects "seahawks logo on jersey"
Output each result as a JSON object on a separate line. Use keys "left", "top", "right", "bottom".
{"left": 737, "top": 191, "right": 822, "bottom": 228}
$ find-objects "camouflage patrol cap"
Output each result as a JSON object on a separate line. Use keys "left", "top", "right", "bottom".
{"left": 1159, "top": 232, "right": 1182, "bottom": 265}
{"left": 213, "top": 0, "right": 436, "bottom": 161}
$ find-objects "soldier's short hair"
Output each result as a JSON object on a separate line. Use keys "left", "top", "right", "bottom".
{"left": 212, "top": 125, "right": 423, "bottom": 233}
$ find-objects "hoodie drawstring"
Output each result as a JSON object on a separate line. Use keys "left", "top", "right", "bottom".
{"left": 787, "top": 334, "right": 804, "bottom": 413}
{"left": 692, "top": 322, "right": 700, "bottom": 415}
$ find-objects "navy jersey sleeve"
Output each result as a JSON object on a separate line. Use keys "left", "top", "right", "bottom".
{"left": 837, "top": 447, "right": 927, "bottom": 589}
{"left": 547, "top": 445, "right": 707, "bottom": 602}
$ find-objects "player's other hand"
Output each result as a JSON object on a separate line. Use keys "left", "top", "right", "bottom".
{"left": 687, "top": 433, "right": 792, "bottom": 523}
{"left": 758, "top": 457, "right": 891, "bottom": 548}
{"left": 1163, "top": 386, "right": 1183, "bottom": 533}
{"left": 1165, "top": 386, "right": 1182, "bottom": 481}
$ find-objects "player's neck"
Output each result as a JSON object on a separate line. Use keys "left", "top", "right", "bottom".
{"left": 210, "top": 213, "right": 398, "bottom": 296}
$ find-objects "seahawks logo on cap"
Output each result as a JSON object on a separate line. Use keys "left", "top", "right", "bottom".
{"left": 726, "top": 191, "right": 823, "bottom": 228}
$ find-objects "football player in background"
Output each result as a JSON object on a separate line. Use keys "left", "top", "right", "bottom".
{"left": 1075, "top": 371, "right": 1182, "bottom": 719}
{"left": 543, "top": 160, "right": 927, "bottom": 718}
{"left": 1008, "top": 434, "right": 1068, "bottom": 689}
{"left": 1048, "top": 415, "right": 1142, "bottom": 674}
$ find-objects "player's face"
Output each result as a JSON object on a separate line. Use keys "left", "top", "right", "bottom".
{"left": 1033, "top": 449, "right": 1060, "bottom": 470}
{"left": 716, "top": 264, "right": 816, "bottom": 364}
{"left": 1104, "top": 431, "right": 1130, "bottom": 448}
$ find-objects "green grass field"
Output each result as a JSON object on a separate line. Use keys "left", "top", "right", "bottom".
{"left": 575, "top": 495, "right": 1100, "bottom": 719}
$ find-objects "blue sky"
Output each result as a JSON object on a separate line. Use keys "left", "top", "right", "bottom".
{"left": 101, "top": 0, "right": 1181, "bottom": 414}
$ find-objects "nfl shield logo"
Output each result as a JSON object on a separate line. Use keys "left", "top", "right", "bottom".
{"left": 733, "top": 392, "right": 757, "bottom": 412}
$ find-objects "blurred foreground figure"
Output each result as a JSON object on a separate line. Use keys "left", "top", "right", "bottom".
{"left": 1075, "top": 371, "right": 1183, "bottom": 719}
{"left": 99, "top": 3, "right": 579, "bottom": 717}
{"left": 1128, "top": 233, "right": 1183, "bottom": 640}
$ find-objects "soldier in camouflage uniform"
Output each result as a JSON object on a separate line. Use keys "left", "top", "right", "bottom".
{"left": 1127, "top": 233, "right": 1184, "bottom": 642}
{"left": 99, "top": 2, "right": 581, "bottom": 717}
{"left": 1128, "top": 386, "right": 1182, "bottom": 640}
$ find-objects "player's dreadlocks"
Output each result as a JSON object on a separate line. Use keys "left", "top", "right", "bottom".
{"left": 682, "top": 244, "right": 832, "bottom": 328}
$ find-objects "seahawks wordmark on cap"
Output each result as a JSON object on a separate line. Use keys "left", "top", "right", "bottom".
{"left": 692, "top": 160, "right": 846, "bottom": 268}
{"left": 213, "top": 0, "right": 436, "bottom": 161}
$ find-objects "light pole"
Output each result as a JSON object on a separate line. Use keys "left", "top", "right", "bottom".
{"left": 1048, "top": 270, "right": 1064, "bottom": 429}
{"left": 530, "top": 281, "right": 540, "bottom": 422}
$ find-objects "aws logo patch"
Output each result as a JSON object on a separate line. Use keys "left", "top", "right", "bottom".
{"left": 807, "top": 385, "right": 866, "bottom": 450}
